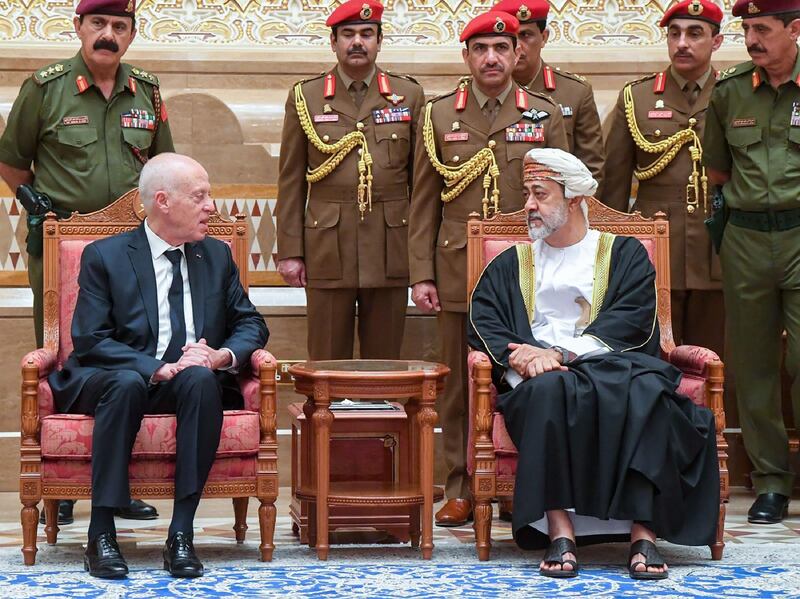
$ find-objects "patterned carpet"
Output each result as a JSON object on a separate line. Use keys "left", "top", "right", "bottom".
{"left": 0, "top": 496, "right": 799, "bottom": 598}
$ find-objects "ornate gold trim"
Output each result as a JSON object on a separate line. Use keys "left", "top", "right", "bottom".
{"left": 589, "top": 232, "right": 615, "bottom": 323}
{"left": 516, "top": 244, "right": 535, "bottom": 325}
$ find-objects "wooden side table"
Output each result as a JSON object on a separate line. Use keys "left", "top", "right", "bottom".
{"left": 288, "top": 360, "right": 449, "bottom": 560}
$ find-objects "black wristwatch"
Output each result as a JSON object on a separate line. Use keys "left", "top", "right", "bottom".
{"left": 551, "top": 345, "right": 576, "bottom": 364}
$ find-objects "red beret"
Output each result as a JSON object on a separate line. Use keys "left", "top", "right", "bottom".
{"left": 76, "top": 0, "right": 135, "bottom": 17}
{"left": 460, "top": 11, "right": 520, "bottom": 43}
{"left": 326, "top": 0, "right": 383, "bottom": 27}
{"left": 732, "top": 0, "right": 800, "bottom": 17}
{"left": 659, "top": 1, "right": 723, "bottom": 26}
{"left": 491, "top": 0, "right": 549, "bottom": 23}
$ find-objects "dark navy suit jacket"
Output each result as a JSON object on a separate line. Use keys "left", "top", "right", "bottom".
{"left": 49, "top": 223, "right": 269, "bottom": 413}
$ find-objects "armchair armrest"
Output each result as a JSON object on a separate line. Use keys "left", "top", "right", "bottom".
{"left": 20, "top": 349, "right": 58, "bottom": 378}
{"left": 468, "top": 349, "right": 495, "bottom": 482}
{"left": 666, "top": 345, "right": 721, "bottom": 377}
{"left": 251, "top": 349, "right": 277, "bottom": 373}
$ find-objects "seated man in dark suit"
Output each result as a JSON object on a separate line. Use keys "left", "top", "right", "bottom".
{"left": 49, "top": 153, "right": 269, "bottom": 579}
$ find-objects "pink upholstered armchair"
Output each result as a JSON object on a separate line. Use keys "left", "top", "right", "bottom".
{"left": 466, "top": 198, "right": 729, "bottom": 561}
{"left": 19, "top": 189, "right": 278, "bottom": 565}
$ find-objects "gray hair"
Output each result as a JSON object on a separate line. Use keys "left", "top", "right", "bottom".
{"left": 138, "top": 153, "right": 202, "bottom": 211}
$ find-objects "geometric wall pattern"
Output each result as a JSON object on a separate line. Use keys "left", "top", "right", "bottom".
{"left": 0, "top": 187, "right": 281, "bottom": 284}
{"left": 2, "top": 0, "right": 743, "bottom": 48}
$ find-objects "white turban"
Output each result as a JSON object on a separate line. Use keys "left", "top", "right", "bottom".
{"left": 523, "top": 148, "right": 598, "bottom": 199}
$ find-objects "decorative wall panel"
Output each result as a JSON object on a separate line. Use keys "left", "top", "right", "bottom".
{"left": 2, "top": 0, "right": 742, "bottom": 48}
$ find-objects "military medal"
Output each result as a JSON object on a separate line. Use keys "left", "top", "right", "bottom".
{"left": 121, "top": 108, "right": 156, "bottom": 130}
{"left": 387, "top": 93, "right": 405, "bottom": 106}
{"left": 324, "top": 73, "right": 336, "bottom": 99}
{"left": 506, "top": 123, "right": 544, "bottom": 143}
{"left": 372, "top": 107, "right": 411, "bottom": 124}
{"left": 543, "top": 65, "right": 556, "bottom": 91}
{"left": 454, "top": 82, "right": 468, "bottom": 112}
{"left": 791, "top": 102, "right": 800, "bottom": 127}
{"left": 515, "top": 87, "right": 528, "bottom": 111}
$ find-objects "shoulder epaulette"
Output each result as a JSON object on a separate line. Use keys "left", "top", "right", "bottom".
{"left": 553, "top": 67, "right": 588, "bottom": 85}
{"left": 295, "top": 72, "right": 328, "bottom": 87}
{"left": 129, "top": 66, "right": 160, "bottom": 86}
{"left": 385, "top": 70, "right": 419, "bottom": 85}
{"left": 624, "top": 72, "right": 658, "bottom": 89}
{"left": 716, "top": 62, "right": 755, "bottom": 83}
{"left": 429, "top": 78, "right": 468, "bottom": 103}
{"left": 525, "top": 88, "right": 559, "bottom": 108}
{"left": 32, "top": 61, "right": 71, "bottom": 86}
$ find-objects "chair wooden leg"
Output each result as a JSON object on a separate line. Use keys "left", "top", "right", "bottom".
{"left": 258, "top": 498, "right": 276, "bottom": 562}
{"left": 474, "top": 498, "right": 492, "bottom": 561}
{"left": 232, "top": 497, "right": 249, "bottom": 544}
{"left": 710, "top": 502, "right": 726, "bottom": 560}
{"left": 21, "top": 502, "right": 39, "bottom": 566}
{"left": 43, "top": 499, "right": 60, "bottom": 545}
{"left": 410, "top": 505, "right": 421, "bottom": 548}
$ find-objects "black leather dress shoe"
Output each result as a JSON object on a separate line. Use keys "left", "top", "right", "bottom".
{"left": 748, "top": 493, "right": 790, "bottom": 524}
{"left": 40, "top": 500, "right": 75, "bottom": 525}
{"left": 84, "top": 532, "right": 128, "bottom": 579}
{"left": 163, "top": 531, "right": 204, "bottom": 578}
{"left": 114, "top": 499, "right": 159, "bottom": 520}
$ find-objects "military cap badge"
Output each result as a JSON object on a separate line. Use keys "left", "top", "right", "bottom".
{"left": 748, "top": 1, "right": 760, "bottom": 13}
{"left": 494, "top": 16, "right": 506, "bottom": 33}
{"left": 360, "top": 3, "right": 372, "bottom": 19}
{"left": 517, "top": 4, "right": 531, "bottom": 20}
{"left": 688, "top": 0, "right": 703, "bottom": 15}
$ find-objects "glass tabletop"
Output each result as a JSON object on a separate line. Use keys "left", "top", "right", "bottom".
{"left": 298, "top": 359, "right": 443, "bottom": 373}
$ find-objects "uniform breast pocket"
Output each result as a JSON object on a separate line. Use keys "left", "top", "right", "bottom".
{"left": 440, "top": 141, "right": 477, "bottom": 167}
{"left": 787, "top": 128, "right": 800, "bottom": 175}
{"left": 122, "top": 127, "right": 154, "bottom": 170}
{"left": 374, "top": 124, "right": 411, "bottom": 169}
{"left": 725, "top": 126, "right": 762, "bottom": 154}
{"left": 56, "top": 125, "right": 98, "bottom": 172}
{"left": 308, "top": 122, "right": 349, "bottom": 167}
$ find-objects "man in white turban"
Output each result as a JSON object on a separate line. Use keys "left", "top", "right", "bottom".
{"left": 468, "top": 149, "right": 719, "bottom": 580}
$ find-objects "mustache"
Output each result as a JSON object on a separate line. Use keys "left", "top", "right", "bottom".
{"left": 347, "top": 47, "right": 367, "bottom": 55}
{"left": 747, "top": 45, "right": 766, "bottom": 53}
{"left": 93, "top": 38, "right": 119, "bottom": 52}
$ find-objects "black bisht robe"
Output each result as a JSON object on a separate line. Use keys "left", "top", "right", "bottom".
{"left": 468, "top": 235, "right": 719, "bottom": 549}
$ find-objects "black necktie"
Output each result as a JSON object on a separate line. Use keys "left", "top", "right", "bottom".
{"left": 161, "top": 249, "right": 186, "bottom": 363}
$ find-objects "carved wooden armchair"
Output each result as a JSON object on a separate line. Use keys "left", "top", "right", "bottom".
{"left": 19, "top": 189, "right": 278, "bottom": 565}
{"left": 466, "top": 198, "right": 729, "bottom": 561}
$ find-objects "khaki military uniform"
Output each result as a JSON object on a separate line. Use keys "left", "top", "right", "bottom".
{"left": 601, "top": 67, "right": 724, "bottom": 355}
{"left": 409, "top": 79, "right": 568, "bottom": 499}
{"left": 0, "top": 52, "right": 174, "bottom": 346}
{"left": 526, "top": 62, "right": 605, "bottom": 187}
{"left": 704, "top": 56, "right": 800, "bottom": 496}
{"left": 276, "top": 66, "right": 425, "bottom": 360}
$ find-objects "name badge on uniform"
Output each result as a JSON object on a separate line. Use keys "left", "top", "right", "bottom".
{"left": 314, "top": 114, "right": 339, "bottom": 123}
{"left": 559, "top": 104, "right": 573, "bottom": 118}
{"left": 506, "top": 123, "right": 544, "bottom": 143}
{"left": 732, "top": 118, "right": 756, "bottom": 128}
{"left": 62, "top": 115, "right": 89, "bottom": 126}
{"left": 444, "top": 132, "right": 469, "bottom": 142}
{"left": 372, "top": 107, "right": 411, "bottom": 125}
{"left": 121, "top": 109, "right": 155, "bottom": 131}
{"left": 648, "top": 110, "right": 673, "bottom": 119}
{"left": 791, "top": 102, "right": 800, "bottom": 127}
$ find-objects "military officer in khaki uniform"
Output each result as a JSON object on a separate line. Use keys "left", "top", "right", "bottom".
{"left": 276, "top": 0, "right": 425, "bottom": 361}
{"left": 0, "top": 0, "right": 174, "bottom": 349}
{"left": 704, "top": 0, "right": 800, "bottom": 524}
{"left": 0, "top": 0, "right": 170, "bottom": 525}
{"left": 493, "top": 0, "right": 605, "bottom": 185}
{"left": 408, "top": 11, "right": 568, "bottom": 526}
{"left": 601, "top": 0, "right": 725, "bottom": 356}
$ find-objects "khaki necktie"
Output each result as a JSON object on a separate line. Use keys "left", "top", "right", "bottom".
{"left": 483, "top": 98, "right": 500, "bottom": 124}
{"left": 350, "top": 80, "right": 367, "bottom": 108}
{"left": 684, "top": 81, "right": 700, "bottom": 108}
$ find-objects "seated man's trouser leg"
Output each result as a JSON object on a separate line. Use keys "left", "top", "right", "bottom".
{"left": 721, "top": 224, "right": 800, "bottom": 496}
{"left": 70, "top": 366, "right": 225, "bottom": 507}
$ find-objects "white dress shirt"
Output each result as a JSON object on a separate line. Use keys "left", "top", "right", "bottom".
{"left": 144, "top": 219, "right": 196, "bottom": 359}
